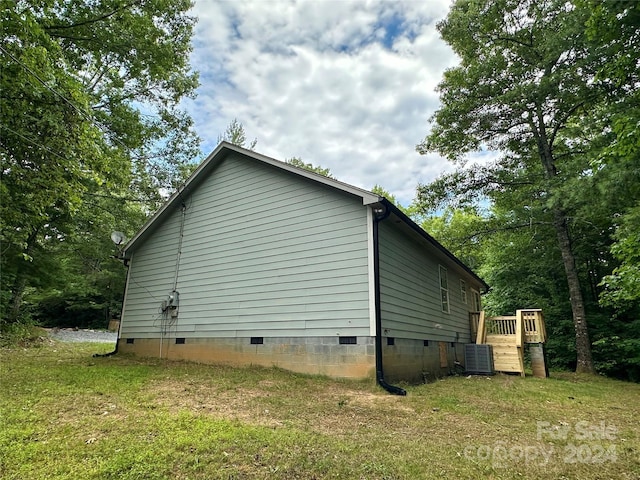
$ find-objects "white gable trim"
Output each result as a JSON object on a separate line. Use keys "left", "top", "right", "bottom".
{"left": 121, "top": 142, "right": 488, "bottom": 291}
{"left": 123, "top": 142, "right": 381, "bottom": 257}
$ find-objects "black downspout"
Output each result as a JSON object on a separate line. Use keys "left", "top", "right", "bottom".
{"left": 373, "top": 204, "right": 407, "bottom": 396}
{"left": 93, "top": 333, "right": 120, "bottom": 358}
{"left": 93, "top": 345, "right": 118, "bottom": 357}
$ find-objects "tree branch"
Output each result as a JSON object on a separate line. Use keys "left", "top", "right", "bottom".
{"left": 549, "top": 99, "right": 591, "bottom": 146}
{"left": 491, "top": 34, "right": 533, "bottom": 49}
{"left": 462, "top": 221, "right": 551, "bottom": 241}
{"left": 83, "top": 192, "right": 147, "bottom": 203}
{"left": 43, "top": 1, "right": 143, "bottom": 31}
{"left": 47, "top": 33, "right": 96, "bottom": 42}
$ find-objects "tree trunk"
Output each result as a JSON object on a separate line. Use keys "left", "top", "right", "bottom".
{"left": 7, "top": 276, "right": 27, "bottom": 324}
{"left": 6, "top": 228, "right": 39, "bottom": 324}
{"left": 553, "top": 209, "right": 595, "bottom": 373}
{"left": 533, "top": 112, "right": 595, "bottom": 374}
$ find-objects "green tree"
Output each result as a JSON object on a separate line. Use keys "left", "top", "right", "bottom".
{"left": 419, "top": 207, "right": 486, "bottom": 270}
{"left": 600, "top": 206, "right": 640, "bottom": 308}
{"left": 582, "top": 0, "right": 640, "bottom": 310}
{"left": 0, "top": 0, "right": 200, "bottom": 326}
{"left": 595, "top": 204, "right": 640, "bottom": 381}
{"left": 27, "top": 190, "right": 148, "bottom": 329}
{"left": 214, "top": 121, "right": 332, "bottom": 180}
{"left": 416, "top": 0, "right": 638, "bottom": 373}
{"left": 371, "top": 185, "right": 399, "bottom": 205}
{"left": 285, "top": 157, "right": 335, "bottom": 179}
{"left": 217, "top": 118, "right": 257, "bottom": 150}
{"left": 370, "top": 184, "right": 418, "bottom": 217}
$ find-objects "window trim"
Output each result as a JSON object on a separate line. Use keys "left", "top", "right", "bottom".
{"left": 460, "top": 279, "right": 468, "bottom": 305}
{"left": 439, "top": 265, "right": 450, "bottom": 313}
{"left": 471, "top": 289, "right": 482, "bottom": 312}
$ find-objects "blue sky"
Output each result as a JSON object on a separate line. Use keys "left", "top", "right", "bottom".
{"left": 182, "top": 0, "right": 479, "bottom": 205}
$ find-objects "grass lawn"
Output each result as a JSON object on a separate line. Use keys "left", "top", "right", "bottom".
{"left": 1, "top": 340, "right": 638, "bottom": 479}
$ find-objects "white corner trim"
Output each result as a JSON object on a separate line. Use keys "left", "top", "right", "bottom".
{"left": 366, "top": 207, "right": 376, "bottom": 337}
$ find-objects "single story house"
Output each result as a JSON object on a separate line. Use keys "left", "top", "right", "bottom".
{"left": 116, "top": 142, "right": 488, "bottom": 393}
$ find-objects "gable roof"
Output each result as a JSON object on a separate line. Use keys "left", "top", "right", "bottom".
{"left": 123, "top": 142, "right": 488, "bottom": 290}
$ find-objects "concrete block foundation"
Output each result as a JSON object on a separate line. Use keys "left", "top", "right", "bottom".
{"left": 381, "top": 338, "right": 465, "bottom": 383}
{"left": 117, "top": 335, "right": 466, "bottom": 383}
{"left": 118, "top": 336, "right": 376, "bottom": 379}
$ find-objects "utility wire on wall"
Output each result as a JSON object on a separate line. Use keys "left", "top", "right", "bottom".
{"left": 157, "top": 197, "right": 190, "bottom": 359}
{"left": 172, "top": 202, "right": 187, "bottom": 293}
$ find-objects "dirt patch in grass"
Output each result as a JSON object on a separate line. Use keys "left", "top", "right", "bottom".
{"left": 3, "top": 344, "right": 639, "bottom": 480}
{"left": 150, "top": 377, "right": 285, "bottom": 427}
{"left": 148, "top": 373, "right": 421, "bottom": 437}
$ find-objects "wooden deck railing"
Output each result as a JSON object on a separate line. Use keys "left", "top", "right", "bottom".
{"left": 469, "top": 309, "right": 546, "bottom": 345}
{"left": 522, "top": 309, "right": 546, "bottom": 343}
{"left": 469, "top": 309, "right": 547, "bottom": 377}
{"left": 486, "top": 316, "right": 517, "bottom": 335}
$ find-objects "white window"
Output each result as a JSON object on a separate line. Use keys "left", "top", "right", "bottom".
{"left": 439, "top": 265, "right": 449, "bottom": 313}
{"left": 460, "top": 279, "right": 467, "bottom": 304}
{"left": 471, "top": 289, "right": 482, "bottom": 312}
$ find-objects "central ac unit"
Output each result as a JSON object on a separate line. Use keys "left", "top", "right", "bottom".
{"left": 464, "top": 344, "right": 495, "bottom": 375}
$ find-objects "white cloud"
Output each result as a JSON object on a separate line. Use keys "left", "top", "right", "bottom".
{"left": 184, "top": 0, "right": 459, "bottom": 205}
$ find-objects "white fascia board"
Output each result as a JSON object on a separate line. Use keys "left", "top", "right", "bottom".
{"left": 227, "top": 144, "right": 381, "bottom": 205}
{"left": 123, "top": 142, "right": 382, "bottom": 256}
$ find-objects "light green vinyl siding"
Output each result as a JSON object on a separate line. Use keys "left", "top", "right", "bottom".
{"left": 121, "top": 154, "right": 370, "bottom": 339}
{"left": 378, "top": 220, "right": 479, "bottom": 343}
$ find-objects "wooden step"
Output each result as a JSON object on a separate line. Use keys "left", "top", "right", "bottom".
{"left": 486, "top": 335, "right": 518, "bottom": 345}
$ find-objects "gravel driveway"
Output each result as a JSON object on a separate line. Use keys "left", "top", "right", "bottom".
{"left": 47, "top": 328, "right": 117, "bottom": 343}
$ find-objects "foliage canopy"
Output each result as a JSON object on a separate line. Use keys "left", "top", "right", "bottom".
{"left": 416, "top": 0, "right": 639, "bottom": 374}
{"left": 1, "top": 0, "right": 200, "bottom": 326}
